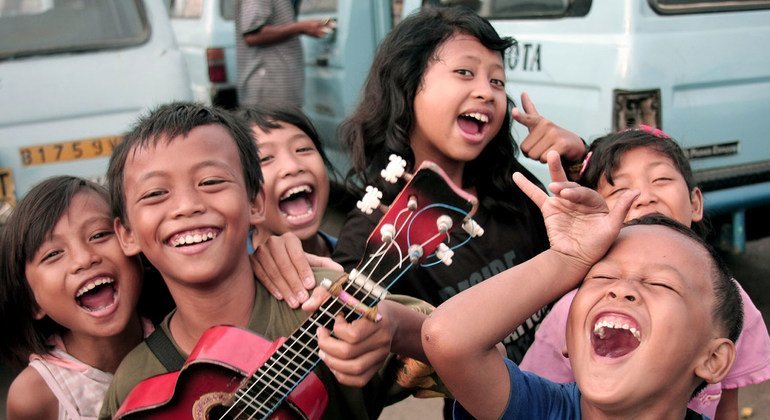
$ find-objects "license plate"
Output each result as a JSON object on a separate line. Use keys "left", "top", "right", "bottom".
{"left": 0, "top": 167, "right": 15, "bottom": 204}
{"left": 19, "top": 135, "right": 122, "bottom": 166}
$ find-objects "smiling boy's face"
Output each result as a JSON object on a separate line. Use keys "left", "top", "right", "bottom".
{"left": 115, "top": 124, "right": 265, "bottom": 288}
{"left": 566, "top": 224, "right": 719, "bottom": 412}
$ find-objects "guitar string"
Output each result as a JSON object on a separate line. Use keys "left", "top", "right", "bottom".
{"left": 236, "top": 208, "right": 463, "bottom": 418}
{"left": 224, "top": 203, "right": 469, "bottom": 419}
{"left": 227, "top": 207, "right": 414, "bottom": 420}
{"left": 222, "top": 238, "right": 398, "bottom": 419}
{"left": 232, "top": 229, "right": 406, "bottom": 419}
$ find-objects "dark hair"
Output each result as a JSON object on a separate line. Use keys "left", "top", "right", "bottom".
{"left": 579, "top": 128, "right": 707, "bottom": 236}
{"left": 624, "top": 214, "right": 743, "bottom": 396}
{"left": 339, "top": 6, "right": 540, "bottom": 216}
{"left": 108, "top": 102, "right": 262, "bottom": 223}
{"left": 0, "top": 177, "right": 110, "bottom": 366}
{"left": 237, "top": 104, "right": 338, "bottom": 181}
{"left": 579, "top": 129, "right": 696, "bottom": 191}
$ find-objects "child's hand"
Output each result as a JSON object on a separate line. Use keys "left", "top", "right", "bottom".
{"left": 513, "top": 92, "right": 586, "bottom": 163}
{"left": 315, "top": 310, "right": 395, "bottom": 388}
{"left": 514, "top": 151, "right": 639, "bottom": 268}
{"left": 251, "top": 233, "right": 342, "bottom": 308}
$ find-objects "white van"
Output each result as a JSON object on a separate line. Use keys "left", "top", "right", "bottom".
{"left": 167, "top": 0, "right": 238, "bottom": 108}
{"left": 298, "top": 0, "right": 770, "bottom": 251}
{"left": 472, "top": 0, "right": 770, "bottom": 252}
{"left": 0, "top": 0, "right": 192, "bottom": 222}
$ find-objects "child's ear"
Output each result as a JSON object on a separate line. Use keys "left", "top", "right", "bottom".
{"left": 114, "top": 217, "right": 142, "bottom": 256}
{"left": 249, "top": 189, "right": 267, "bottom": 226}
{"left": 33, "top": 305, "right": 46, "bottom": 321}
{"left": 690, "top": 187, "right": 704, "bottom": 222}
{"left": 694, "top": 338, "right": 736, "bottom": 384}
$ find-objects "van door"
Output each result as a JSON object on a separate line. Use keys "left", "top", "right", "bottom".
{"left": 299, "top": 0, "right": 402, "bottom": 175}
{"left": 0, "top": 0, "right": 192, "bottom": 221}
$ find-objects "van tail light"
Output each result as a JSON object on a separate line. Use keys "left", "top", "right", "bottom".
{"left": 613, "top": 89, "right": 661, "bottom": 130}
{"left": 207, "top": 48, "right": 227, "bottom": 83}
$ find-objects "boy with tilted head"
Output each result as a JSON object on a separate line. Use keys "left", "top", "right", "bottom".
{"left": 423, "top": 165, "right": 743, "bottom": 420}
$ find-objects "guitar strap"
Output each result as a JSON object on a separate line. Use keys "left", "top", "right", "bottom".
{"left": 145, "top": 328, "right": 186, "bottom": 372}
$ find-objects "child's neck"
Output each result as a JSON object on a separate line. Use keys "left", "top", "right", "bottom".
{"left": 301, "top": 233, "right": 331, "bottom": 258}
{"left": 580, "top": 394, "right": 690, "bottom": 420}
{"left": 62, "top": 314, "right": 144, "bottom": 373}
{"left": 166, "top": 261, "right": 257, "bottom": 354}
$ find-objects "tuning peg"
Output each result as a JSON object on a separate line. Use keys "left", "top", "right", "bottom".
{"left": 436, "top": 215, "right": 453, "bottom": 233}
{"left": 408, "top": 244, "right": 424, "bottom": 264}
{"left": 356, "top": 185, "right": 382, "bottom": 214}
{"left": 462, "top": 218, "right": 484, "bottom": 237}
{"left": 380, "top": 154, "right": 407, "bottom": 183}
{"left": 380, "top": 224, "right": 396, "bottom": 242}
{"left": 435, "top": 243, "right": 454, "bottom": 266}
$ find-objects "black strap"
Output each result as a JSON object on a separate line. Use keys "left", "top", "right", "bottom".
{"left": 145, "top": 328, "right": 186, "bottom": 372}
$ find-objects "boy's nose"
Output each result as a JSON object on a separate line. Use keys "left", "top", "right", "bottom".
{"left": 607, "top": 290, "right": 637, "bottom": 303}
{"left": 171, "top": 188, "right": 206, "bottom": 218}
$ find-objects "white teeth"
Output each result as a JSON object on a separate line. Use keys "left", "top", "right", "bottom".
{"left": 280, "top": 185, "right": 312, "bottom": 200}
{"left": 462, "top": 112, "right": 489, "bottom": 123}
{"left": 593, "top": 319, "right": 641, "bottom": 341}
{"left": 76, "top": 277, "right": 114, "bottom": 298}
{"left": 172, "top": 231, "right": 217, "bottom": 246}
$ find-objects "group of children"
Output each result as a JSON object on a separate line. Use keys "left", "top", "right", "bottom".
{"left": 1, "top": 5, "right": 768, "bottom": 420}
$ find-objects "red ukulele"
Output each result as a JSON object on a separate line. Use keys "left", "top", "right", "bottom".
{"left": 115, "top": 159, "right": 481, "bottom": 419}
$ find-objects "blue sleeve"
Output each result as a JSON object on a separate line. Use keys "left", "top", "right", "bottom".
{"left": 453, "top": 358, "right": 582, "bottom": 420}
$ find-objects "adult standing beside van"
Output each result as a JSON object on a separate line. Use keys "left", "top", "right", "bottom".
{"left": 235, "top": 0, "right": 330, "bottom": 108}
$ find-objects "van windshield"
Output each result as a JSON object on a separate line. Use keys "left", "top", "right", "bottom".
{"left": 0, "top": 0, "right": 148, "bottom": 60}
{"left": 446, "top": 0, "right": 571, "bottom": 19}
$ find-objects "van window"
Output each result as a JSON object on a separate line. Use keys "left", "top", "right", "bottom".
{"left": 436, "top": 0, "right": 589, "bottom": 19}
{"left": 169, "top": 0, "right": 202, "bottom": 18}
{"left": 299, "top": 0, "right": 337, "bottom": 13}
{"left": 221, "top": 0, "right": 235, "bottom": 20}
{"left": 0, "top": 0, "right": 148, "bottom": 60}
{"left": 650, "top": 0, "right": 770, "bottom": 14}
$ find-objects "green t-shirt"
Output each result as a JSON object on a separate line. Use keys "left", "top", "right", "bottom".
{"left": 100, "top": 268, "right": 433, "bottom": 419}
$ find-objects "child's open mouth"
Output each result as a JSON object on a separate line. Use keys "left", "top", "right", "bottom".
{"left": 591, "top": 314, "right": 641, "bottom": 358}
{"left": 75, "top": 277, "right": 116, "bottom": 312}
{"left": 457, "top": 112, "right": 489, "bottom": 136}
{"left": 169, "top": 229, "right": 218, "bottom": 247}
{"left": 278, "top": 185, "right": 316, "bottom": 223}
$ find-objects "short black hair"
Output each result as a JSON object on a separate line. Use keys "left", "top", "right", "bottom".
{"left": 238, "top": 104, "right": 337, "bottom": 180}
{"left": 108, "top": 102, "right": 262, "bottom": 223}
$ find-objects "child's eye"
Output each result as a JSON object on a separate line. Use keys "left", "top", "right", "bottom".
{"left": 653, "top": 177, "right": 673, "bottom": 184}
{"left": 456, "top": 69, "right": 473, "bottom": 77}
{"left": 140, "top": 190, "right": 166, "bottom": 201}
{"left": 297, "top": 146, "right": 316, "bottom": 153}
{"left": 491, "top": 78, "right": 505, "bottom": 87}
{"left": 649, "top": 282, "right": 675, "bottom": 291}
{"left": 90, "top": 230, "right": 114, "bottom": 242}
{"left": 200, "top": 178, "right": 225, "bottom": 187}
{"left": 608, "top": 187, "right": 628, "bottom": 197}
{"left": 260, "top": 155, "right": 273, "bottom": 164}
{"left": 40, "top": 249, "right": 63, "bottom": 263}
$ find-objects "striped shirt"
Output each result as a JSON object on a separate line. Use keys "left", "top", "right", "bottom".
{"left": 235, "top": 0, "right": 304, "bottom": 107}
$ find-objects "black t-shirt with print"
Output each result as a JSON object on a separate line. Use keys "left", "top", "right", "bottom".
{"left": 333, "top": 200, "right": 550, "bottom": 362}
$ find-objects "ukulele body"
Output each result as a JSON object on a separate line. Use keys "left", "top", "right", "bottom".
{"left": 116, "top": 326, "right": 328, "bottom": 419}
